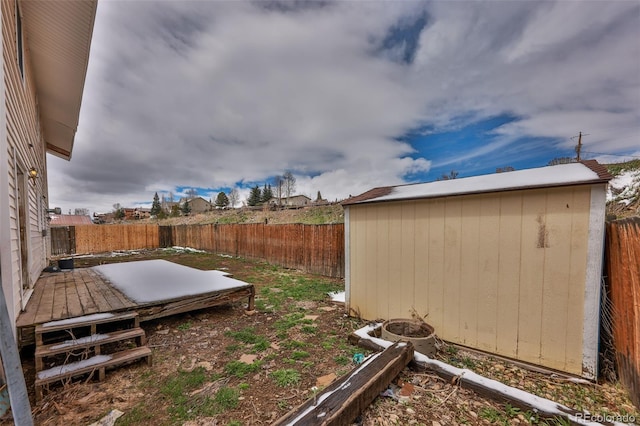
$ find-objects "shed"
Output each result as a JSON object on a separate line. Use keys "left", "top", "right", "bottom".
{"left": 342, "top": 161, "right": 612, "bottom": 378}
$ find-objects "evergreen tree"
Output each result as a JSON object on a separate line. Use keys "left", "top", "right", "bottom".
{"left": 181, "top": 200, "right": 191, "bottom": 215}
{"left": 114, "top": 208, "right": 125, "bottom": 220}
{"left": 215, "top": 191, "right": 230, "bottom": 208}
{"left": 316, "top": 191, "right": 323, "bottom": 201}
{"left": 247, "top": 185, "right": 262, "bottom": 206}
{"left": 170, "top": 204, "right": 180, "bottom": 217}
{"left": 261, "top": 184, "right": 274, "bottom": 203}
{"left": 150, "top": 192, "right": 162, "bottom": 216}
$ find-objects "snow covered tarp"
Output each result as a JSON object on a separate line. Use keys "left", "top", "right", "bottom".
{"left": 92, "top": 259, "right": 250, "bottom": 304}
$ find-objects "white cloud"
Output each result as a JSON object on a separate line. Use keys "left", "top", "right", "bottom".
{"left": 47, "top": 0, "right": 640, "bottom": 214}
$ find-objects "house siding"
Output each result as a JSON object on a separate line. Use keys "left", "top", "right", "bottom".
{"left": 1, "top": 0, "right": 49, "bottom": 328}
{"left": 347, "top": 185, "right": 596, "bottom": 376}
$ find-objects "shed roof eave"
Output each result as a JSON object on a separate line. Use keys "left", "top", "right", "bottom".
{"left": 343, "top": 179, "right": 610, "bottom": 206}
{"left": 343, "top": 161, "right": 612, "bottom": 206}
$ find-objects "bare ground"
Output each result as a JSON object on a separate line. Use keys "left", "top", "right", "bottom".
{"left": 2, "top": 250, "right": 638, "bottom": 426}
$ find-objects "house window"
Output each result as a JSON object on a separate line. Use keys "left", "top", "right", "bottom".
{"left": 16, "top": 1, "right": 25, "bottom": 79}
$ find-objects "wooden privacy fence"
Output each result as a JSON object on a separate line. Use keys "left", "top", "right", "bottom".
{"left": 165, "top": 223, "right": 344, "bottom": 278}
{"left": 606, "top": 218, "right": 640, "bottom": 409}
{"left": 51, "top": 223, "right": 344, "bottom": 278}
{"left": 73, "top": 224, "right": 160, "bottom": 254}
{"left": 50, "top": 227, "right": 75, "bottom": 256}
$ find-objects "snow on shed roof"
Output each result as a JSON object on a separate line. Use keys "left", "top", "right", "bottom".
{"left": 342, "top": 160, "right": 612, "bottom": 205}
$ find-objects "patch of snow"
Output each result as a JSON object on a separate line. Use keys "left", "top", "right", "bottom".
{"left": 169, "top": 246, "right": 206, "bottom": 253}
{"left": 363, "top": 163, "right": 604, "bottom": 203}
{"left": 354, "top": 324, "right": 623, "bottom": 426}
{"left": 92, "top": 259, "right": 251, "bottom": 304}
{"left": 328, "top": 291, "right": 345, "bottom": 303}
{"left": 36, "top": 355, "right": 112, "bottom": 380}
{"left": 87, "top": 409, "right": 124, "bottom": 426}
{"left": 50, "top": 334, "right": 110, "bottom": 350}
{"left": 607, "top": 169, "right": 639, "bottom": 204}
{"left": 69, "top": 254, "right": 96, "bottom": 259}
{"left": 42, "top": 313, "right": 114, "bottom": 328}
{"left": 110, "top": 251, "right": 133, "bottom": 257}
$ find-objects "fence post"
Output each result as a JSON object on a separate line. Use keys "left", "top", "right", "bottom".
{"left": 606, "top": 218, "right": 640, "bottom": 409}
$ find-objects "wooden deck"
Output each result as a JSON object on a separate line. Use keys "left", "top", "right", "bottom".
{"left": 16, "top": 267, "right": 254, "bottom": 348}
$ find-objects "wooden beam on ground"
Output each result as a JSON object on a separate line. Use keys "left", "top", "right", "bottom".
{"left": 273, "top": 342, "right": 413, "bottom": 426}
{"left": 349, "top": 326, "right": 617, "bottom": 426}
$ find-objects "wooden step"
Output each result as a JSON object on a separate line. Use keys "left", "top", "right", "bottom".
{"left": 35, "top": 346, "right": 152, "bottom": 401}
{"left": 35, "top": 328, "right": 146, "bottom": 358}
{"left": 36, "top": 312, "right": 138, "bottom": 334}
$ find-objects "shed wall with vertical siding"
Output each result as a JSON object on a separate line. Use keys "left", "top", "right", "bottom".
{"left": 345, "top": 181, "right": 607, "bottom": 377}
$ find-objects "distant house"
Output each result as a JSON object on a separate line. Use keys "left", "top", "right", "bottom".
{"left": 182, "top": 197, "right": 213, "bottom": 214}
{"left": 269, "top": 195, "right": 311, "bottom": 207}
{"left": 134, "top": 208, "right": 151, "bottom": 219}
{"left": 93, "top": 212, "right": 114, "bottom": 224}
{"left": 122, "top": 208, "right": 137, "bottom": 220}
{"left": 0, "top": 1, "right": 97, "bottom": 336}
{"left": 50, "top": 215, "right": 93, "bottom": 227}
{"left": 342, "top": 161, "right": 611, "bottom": 378}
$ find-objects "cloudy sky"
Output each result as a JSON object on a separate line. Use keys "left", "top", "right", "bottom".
{"left": 47, "top": 0, "right": 640, "bottom": 214}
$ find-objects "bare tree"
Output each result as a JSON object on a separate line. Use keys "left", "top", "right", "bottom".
{"left": 437, "top": 170, "right": 458, "bottom": 181}
{"left": 228, "top": 188, "right": 239, "bottom": 208}
{"left": 496, "top": 166, "right": 515, "bottom": 173}
{"left": 548, "top": 157, "right": 575, "bottom": 166}
{"left": 273, "top": 175, "right": 284, "bottom": 206}
{"left": 283, "top": 171, "right": 296, "bottom": 199}
{"left": 74, "top": 208, "right": 89, "bottom": 216}
{"left": 185, "top": 188, "right": 198, "bottom": 199}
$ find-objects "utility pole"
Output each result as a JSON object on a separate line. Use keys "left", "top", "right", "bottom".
{"left": 572, "top": 131, "right": 589, "bottom": 162}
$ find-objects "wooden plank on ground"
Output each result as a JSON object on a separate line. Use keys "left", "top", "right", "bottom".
{"left": 33, "top": 276, "right": 56, "bottom": 324}
{"left": 81, "top": 270, "right": 112, "bottom": 313}
{"left": 348, "top": 328, "right": 613, "bottom": 425}
{"left": 90, "top": 270, "right": 136, "bottom": 310}
{"left": 75, "top": 270, "right": 99, "bottom": 314}
{"left": 51, "top": 274, "right": 69, "bottom": 320}
{"left": 273, "top": 342, "right": 413, "bottom": 426}
{"left": 66, "top": 276, "right": 84, "bottom": 318}
{"left": 16, "top": 273, "right": 47, "bottom": 327}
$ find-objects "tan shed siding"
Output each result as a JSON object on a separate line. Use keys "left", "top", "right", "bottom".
{"left": 348, "top": 185, "right": 593, "bottom": 375}
{"left": 427, "top": 200, "right": 445, "bottom": 334}
{"left": 566, "top": 188, "right": 591, "bottom": 373}
{"left": 3, "top": 0, "right": 49, "bottom": 318}
{"left": 495, "top": 192, "right": 523, "bottom": 358}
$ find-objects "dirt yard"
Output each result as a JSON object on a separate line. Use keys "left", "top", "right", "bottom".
{"left": 2, "top": 249, "right": 638, "bottom": 425}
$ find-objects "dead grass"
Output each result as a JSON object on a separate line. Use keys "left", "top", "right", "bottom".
{"left": 2, "top": 250, "right": 638, "bottom": 425}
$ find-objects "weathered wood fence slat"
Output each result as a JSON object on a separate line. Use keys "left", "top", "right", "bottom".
{"left": 50, "top": 223, "right": 345, "bottom": 278}
{"left": 606, "top": 218, "right": 640, "bottom": 409}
